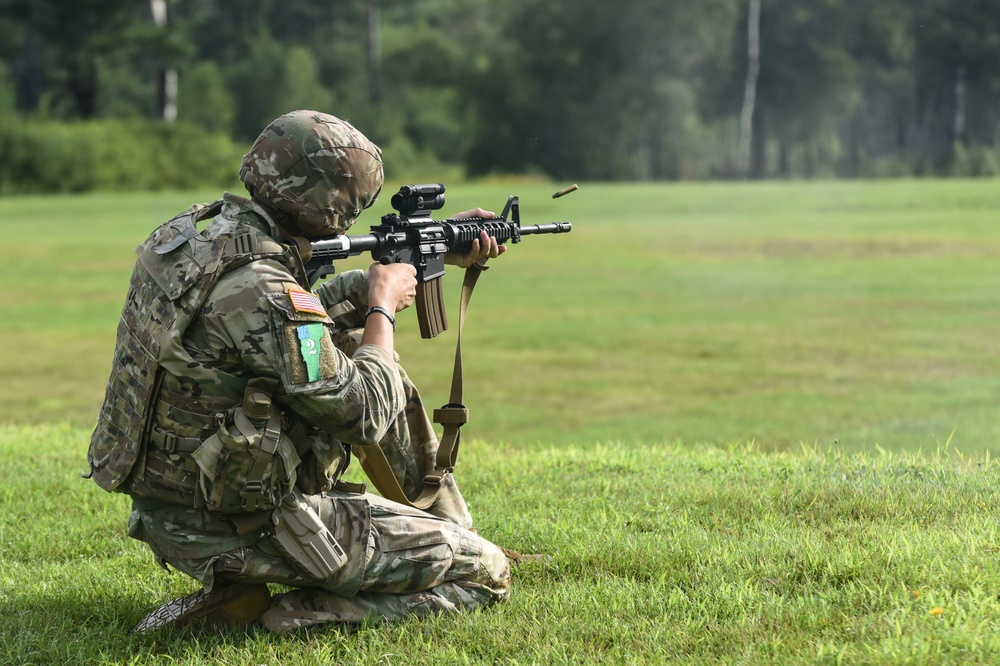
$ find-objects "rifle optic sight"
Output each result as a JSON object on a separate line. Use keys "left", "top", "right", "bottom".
{"left": 390, "top": 183, "right": 446, "bottom": 217}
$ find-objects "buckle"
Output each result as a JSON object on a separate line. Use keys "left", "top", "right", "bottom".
{"left": 241, "top": 480, "right": 268, "bottom": 510}
{"left": 161, "top": 430, "right": 178, "bottom": 453}
{"left": 333, "top": 480, "right": 367, "bottom": 495}
{"left": 422, "top": 472, "right": 448, "bottom": 487}
{"left": 433, "top": 404, "right": 469, "bottom": 426}
{"left": 227, "top": 232, "right": 256, "bottom": 256}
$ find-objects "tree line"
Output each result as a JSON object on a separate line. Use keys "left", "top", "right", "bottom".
{"left": 1, "top": 0, "right": 1000, "bottom": 184}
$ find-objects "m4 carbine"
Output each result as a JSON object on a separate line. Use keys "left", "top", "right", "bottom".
{"left": 304, "top": 183, "right": 572, "bottom": 338}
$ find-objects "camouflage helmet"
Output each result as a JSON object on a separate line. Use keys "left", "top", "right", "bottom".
{"left": 239, "top": 110, "right": 383, "bottom": 237}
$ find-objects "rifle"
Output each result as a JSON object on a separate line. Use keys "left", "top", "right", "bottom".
{"left": 304, "top": 183, "right": 572, "bottom": 339}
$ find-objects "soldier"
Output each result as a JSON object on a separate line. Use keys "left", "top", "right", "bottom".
{"left": 86, "top": 110, "right": 510, "bottom": 633}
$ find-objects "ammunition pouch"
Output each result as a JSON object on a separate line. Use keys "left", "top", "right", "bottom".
{"left": 191, "top": 381, "right": 301, "bottom": 513}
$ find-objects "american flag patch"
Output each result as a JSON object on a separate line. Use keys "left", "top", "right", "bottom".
{"left": 288, "top": 288, "right": 327, "bottom": 316}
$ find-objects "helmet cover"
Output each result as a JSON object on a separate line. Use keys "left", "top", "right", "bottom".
{"left": 239, "top": 110, "right": 383, "bottom": 236}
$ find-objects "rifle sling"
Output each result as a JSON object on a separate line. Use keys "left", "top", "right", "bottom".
{"left": 359, "top": 259, "right": 488, "bottom": 511}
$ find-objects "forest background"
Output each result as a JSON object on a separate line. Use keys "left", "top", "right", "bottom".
{"left": 3, "top": 0, "right": 1000, "bottom": 193}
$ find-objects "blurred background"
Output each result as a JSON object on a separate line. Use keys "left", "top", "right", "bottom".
{"left": 2, "top": 0, "right": 1000, "bottom": 192}
{"left": 2, "top": 1, "right": 1000, "bottom": 453}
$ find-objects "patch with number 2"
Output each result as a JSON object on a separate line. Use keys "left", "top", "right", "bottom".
{"left": 297, "top": 323, "right": 325, "bottom": 381}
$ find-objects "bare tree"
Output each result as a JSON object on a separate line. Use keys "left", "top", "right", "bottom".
{"left": 150, "top": 0, "right": 177, "bottom": 122}
{"left": 953, "top": 63, "right": 966, "bottom": 147}
{"left": 737, "top": 0, "right": 760, "bottom": 178}
{"left": 367, "top": 0, "right": 382, "bottom": 104}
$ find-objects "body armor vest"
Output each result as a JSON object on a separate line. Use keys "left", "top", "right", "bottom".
{"left": 87, "top": 200, "right": 288, "bottom": 493}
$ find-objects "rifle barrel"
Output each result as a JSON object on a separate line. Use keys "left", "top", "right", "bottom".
{"left": 519, "top": 222, "right": 572, "bottom": 235}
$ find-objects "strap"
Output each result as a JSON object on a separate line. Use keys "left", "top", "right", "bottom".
{"left": 240, "top": 409, "right": 283, "bottom": 511}
{"left": 131, "top": 495, "right": 175, "bottom": 512}
{"left": 148, "top": 425, "right": 203, "bottom": 454}
{"left": 434, "top": 259, "right": 489, "bottom": 470}
{"left": 358, "top": 259, "right": 489, "bottom": 510}
{"left": 152, "top": 223, "right": 199, "bottom": 255}
{"left": 238, "top": 378, "right": 284, "bottom": 511}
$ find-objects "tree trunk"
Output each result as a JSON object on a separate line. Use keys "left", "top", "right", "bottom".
{"left": 751, "top": 111, "right": 767, "bottom": 178}
{"left": 367, "top": 0, "right": 382, "bottom": 104}
{"left": 13, "top": 31, "right": 47, "bottom": 113}
{"left": 953, "top": 63, "right": 966, "bottom": 147}
{"left": 737, "top": 0, "right": 761, "bottom": 179}
{"left": 637, "top": 133, "right": 653, "bottom": 180}
{"left": 846, "top": 113, "right": 863, "bottom": 177}
{"left": 157, "top": 69, "right": 178, "bottom": 123}
{"left": 66, "top": 54, "right": 99, "bottom": 118}
{"left": 150, "top": 0, "right": 177, "bottom": 122}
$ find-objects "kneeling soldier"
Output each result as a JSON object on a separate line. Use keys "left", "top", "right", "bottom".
{"left": 86, "top": 110, "right": 510, "bottom": 633}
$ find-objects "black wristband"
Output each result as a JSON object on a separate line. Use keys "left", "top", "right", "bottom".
{"left": 365, "top": 305, "right": 396, "bottom": 331}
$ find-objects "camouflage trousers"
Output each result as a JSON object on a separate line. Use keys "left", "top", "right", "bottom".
{"left": 157, "top": 348, "right": 510, "bottom": 631}
{"left": 164, "top": 488, "right": 510, "bottom": 631}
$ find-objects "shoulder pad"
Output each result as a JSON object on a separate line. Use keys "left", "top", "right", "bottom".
{"left": 152, "top": 201, "right": 224, "bottom": 255}
{"left": 136, "top": 201, "right": 225, "bottom": 301}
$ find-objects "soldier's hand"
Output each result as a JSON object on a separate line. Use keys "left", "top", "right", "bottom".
{"left": 444, "top": 209, "right": 507, "bottom": 268}
{"left": 367, "top": 261, "right": 417, "bottom": 313}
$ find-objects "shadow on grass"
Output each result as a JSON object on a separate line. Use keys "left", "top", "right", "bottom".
{"left": 0, "top": 587, "right": 353, "bottom": 663}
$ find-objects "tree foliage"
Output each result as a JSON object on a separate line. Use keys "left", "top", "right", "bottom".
{"left": 2, "top": 0, "right": 1000, "bottom": 185}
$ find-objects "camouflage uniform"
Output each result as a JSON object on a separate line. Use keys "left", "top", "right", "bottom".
{"left": 87, "top": 112, "right": 509, "bottom": 632}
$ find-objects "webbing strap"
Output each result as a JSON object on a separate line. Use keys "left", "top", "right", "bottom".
{"left": 237, "top": 378, "right": 283, "bottom": 511}
{"left": 239, "top": 412, "right": 281, "bottom": 510}
{"left": 359, "top": 259, "right": 488, "bottom": 510}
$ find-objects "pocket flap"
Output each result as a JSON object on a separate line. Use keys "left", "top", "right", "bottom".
{"left": 192, "top": 432, "right": 227, "bottom": 481}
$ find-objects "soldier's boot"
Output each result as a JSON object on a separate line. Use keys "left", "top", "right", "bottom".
{"left": 132, "top": 581, "right": 272, "bottom": 634}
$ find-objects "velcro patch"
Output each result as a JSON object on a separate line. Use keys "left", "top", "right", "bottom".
{"left": 288, "top": 288, "right": 327, "bottom": 316}
{"left": 283, "top": 322, "right": 338, "bottom": 385}
{"left": 297, "top": 323, "right": 325, "bottom": 382}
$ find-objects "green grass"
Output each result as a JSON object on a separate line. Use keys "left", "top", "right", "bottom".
{"left": 2, "top": 179, "right": 1000, "bottom": 452}
{"left": 3, "top": 425, "right": 1000, "bottom": 664}
{"left": 3, "top": 179, "right": 1000, "bottom": 663}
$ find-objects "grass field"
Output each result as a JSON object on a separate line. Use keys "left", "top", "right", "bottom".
{"left": 2, "top": 178, "right": 999, "bottom": 451}
{"left": 3, "top": 426, "right": 1000, "bottom": 664}
{"left": 2, "top": 178, "right": 1000, "bottom": 663}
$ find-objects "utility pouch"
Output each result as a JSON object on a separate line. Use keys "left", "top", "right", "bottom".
{"left": 270, "top": 489, "right": 347, "bottom": 581}
{"left": 191, "top": 382, "right": 300, "bottom": 513}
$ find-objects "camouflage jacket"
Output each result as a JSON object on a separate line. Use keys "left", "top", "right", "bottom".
{"left": 90, "top": 193, "right": 405, "bottom": 558}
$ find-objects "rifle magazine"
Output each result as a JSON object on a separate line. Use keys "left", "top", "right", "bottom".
{"left": 416, "top": 278, "right": 448, "bottom": 339}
